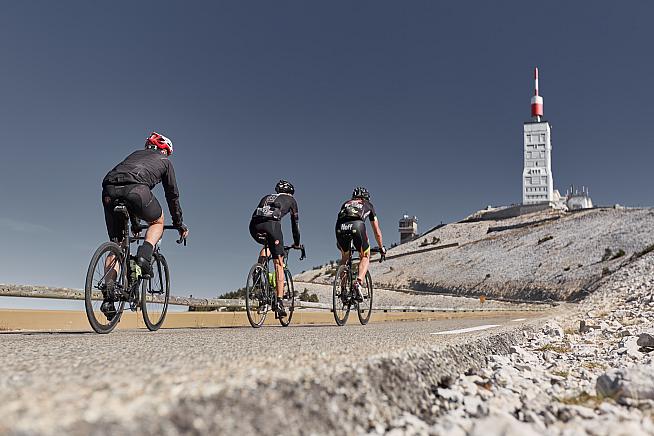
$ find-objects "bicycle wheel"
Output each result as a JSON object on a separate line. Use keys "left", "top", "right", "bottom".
{"left": 141, "top": 252, "right": 170, "bottom": 331}
{"left": 332, "top": 265, "right": 351, "bottom": 326}
{"left": 357, "top": 271, "right": 373, "bottom": 325}
{"left": 84, "top": 242, "right": 127, "bottom": 334}
{"left": 245, "top": 264, "right": 269, "bottom": 328}
{"left": 279, "top": 269, "right": 295, "bottom": 327}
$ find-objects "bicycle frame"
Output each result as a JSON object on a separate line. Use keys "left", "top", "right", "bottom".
{"left": 108, "top": 205, "right": 182, "bottom": 305}
{"left": 259, "top": 241, "right": 305, "bottom": 299}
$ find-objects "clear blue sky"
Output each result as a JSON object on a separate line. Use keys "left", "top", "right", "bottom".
{"left": 1, "top": 1, "right": 652, "bottom": 303}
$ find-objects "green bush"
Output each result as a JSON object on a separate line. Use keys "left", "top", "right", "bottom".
{"left": 219, "top": 287, "right": 247, "bottom": 299}
{"left": 601, "top": 248, "right": 613, "bottom": 262}
{"left": 611, "top": 249, "right": 626, "bottom": 260}
{"left": 299, "top": 288, "right": 319, "bottom": 302}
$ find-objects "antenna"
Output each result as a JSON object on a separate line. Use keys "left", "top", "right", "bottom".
{"left": 530, "top": 67, "right": 544, "bottom": 121}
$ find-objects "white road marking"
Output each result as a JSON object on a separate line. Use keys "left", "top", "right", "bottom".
{"left": 511, "top": 318, "right": 527, "bottom": 322}
{"left": 431, "top": 324, "right": 500, "bottom": 335}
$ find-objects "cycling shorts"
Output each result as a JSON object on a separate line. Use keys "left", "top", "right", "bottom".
{"left": 335, "top": 219, "right": 370, "bottom": 254}
{"left": 249, "top": 219, "right": 285, "bottom": 258}
{"left": 102, "top": 184, "right": 162, "bottom": 241}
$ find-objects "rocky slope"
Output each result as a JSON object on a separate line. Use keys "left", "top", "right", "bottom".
{"left": 296, "top": 208, "right": 654, "bottom": 302}
{"left": 378, "top": 252, "right": 654, "bottom": 435}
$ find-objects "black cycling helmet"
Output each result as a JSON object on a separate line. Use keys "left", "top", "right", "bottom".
{"left": 275, "top": 179, "right": 295, "bottom": 195}
{"left": 352, "top": 186, "right": 370, "bottom": 200}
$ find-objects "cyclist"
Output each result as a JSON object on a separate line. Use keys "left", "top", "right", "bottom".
{"left": 335, "top": 187, "right": 386, "bottom": 301}
{"left": 100, "top": 132, "right": 189, "bottom": 319}
{"left": 249, "top": 180, "right": 301, "bottom": 318}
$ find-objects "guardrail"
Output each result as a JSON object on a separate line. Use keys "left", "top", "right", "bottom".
{"left": 0, "top": 284, "right": 544, "bottom": 313}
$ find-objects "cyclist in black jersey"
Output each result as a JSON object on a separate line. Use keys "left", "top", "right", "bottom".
{"left": 249, "top": 180, "right": 301, "bottom": 318}
{"left": 335, "top": 187, "right": 386, "bottom": 301}
{"left": 100, "top": 132, "right": 189, "bottom": 319}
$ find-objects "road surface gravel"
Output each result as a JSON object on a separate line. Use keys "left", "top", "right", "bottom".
{"left": 0, "top": 313, "right": 544, "bottom": 435}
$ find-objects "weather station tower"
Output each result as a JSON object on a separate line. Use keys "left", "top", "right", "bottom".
{"left": 522, "top": 67, "right": 554, "bottom": 205}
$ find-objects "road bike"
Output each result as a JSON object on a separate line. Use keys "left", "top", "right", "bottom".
{"left": 84, "top": 202, "right": 185, "bottom": 334}
{"left": 245, "top": 240, "right": 306, "bottom": 328}
{"left": 332, "top": 243, "right": 384, "bottom": 326}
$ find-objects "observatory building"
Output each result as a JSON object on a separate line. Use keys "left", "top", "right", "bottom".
{"left": 399, "top": 215, "right": 418, "bottom": 244}
{"left": 522, "top": 68, "right": 555, "bottom": 205}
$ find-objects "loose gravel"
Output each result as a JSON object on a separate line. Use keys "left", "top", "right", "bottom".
{"left": 378, "top": 253, "right": 654, "bottom": 435}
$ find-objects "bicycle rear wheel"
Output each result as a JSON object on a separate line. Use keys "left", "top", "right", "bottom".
{"left": 141, "top": 252, "right": 170, "bottom": 331}
{"left": 84, "top": 242, "right": 127, "bottom": 334}
{"left": 357, "top": 272, "right": 373, "bottom": 325}
{"left": 279, "top": 269, "right": 295, "bottom": 327}
{"left": 332, "top": 265, "right": 351, "bottom": 326}
{"left": 245, "top": 264, "right": 269, "bottom": 328}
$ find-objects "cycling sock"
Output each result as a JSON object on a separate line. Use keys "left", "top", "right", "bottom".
{"left": 137, "top": 241, "right": 154, "bottom": 262}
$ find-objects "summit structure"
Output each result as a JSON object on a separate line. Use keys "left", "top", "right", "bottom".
{"left": 522, "top": 67, "right": 554, "bottom": 205}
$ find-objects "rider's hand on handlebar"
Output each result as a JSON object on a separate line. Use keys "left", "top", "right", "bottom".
{"left": 379, "top": 245, "right": 387, "bottom": 262}
{"left": 178, "top": 224, "right": 189, "bottom": 241}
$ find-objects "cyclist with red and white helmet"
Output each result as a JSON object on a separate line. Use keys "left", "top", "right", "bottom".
{"left": 100, "top": 132, "right": 188, "bottom": 319}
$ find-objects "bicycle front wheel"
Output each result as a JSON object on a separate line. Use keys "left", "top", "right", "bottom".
{"left": 141, "top": 252, "right": 170, "bottom": 331}
{"left": 84, "top": 242, "right": 127, "bottom": 334}
{"left": 245, "top": 264, "right": 269, "bottom": 328}
{"left": 332, "top": 265, "right": 351, "bottom": 326}
{"left": 357, "top": 272, "right": 373, "bottom": 325}
{"left": 279, "top": 269, "right": 295, "bottom": 327}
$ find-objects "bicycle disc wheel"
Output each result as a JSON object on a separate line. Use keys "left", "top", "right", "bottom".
{"left": 141, "top": 252, "right": 170, "bottom": 331}
{"left": 279, "top": 269, "right": 295, "bottom": 327}
{"left": 245, "top": 264, "right": 269, "bottom": 328}
{"left": 332, "top": 265, "right": 351, "bottom": 326}
{"left": 84, "top": 242, "right": 127, "bottom": 334}
{"left": 357, "top": 272, "right": 373, "bottom": 325}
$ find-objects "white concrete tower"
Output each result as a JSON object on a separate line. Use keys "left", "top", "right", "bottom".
{"left": 522, "top": 67, "right": 554, "bottom": 205}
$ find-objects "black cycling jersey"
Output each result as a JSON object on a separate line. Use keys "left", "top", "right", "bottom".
{"left": 251, "top": 193, "right": 300, "bottom": 245}
{"left": 336, "top": 198, "right": 377, "bottom": 224}
{"left": 103, "top": 149, "right": 183, "bottom": 226}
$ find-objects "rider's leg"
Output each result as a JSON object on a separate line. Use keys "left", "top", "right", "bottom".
{"left": 104, "top": 255, "right": 119, "bottom": 284}
{"left": 102, "top": 189, "right": 121, "bottom": 286}
{"left": 357, "top": 248, "right": 371, "bottom": 283}
{"left": 274, "top": 255, "right": 285, "bottom": 299}
{"left": 144, "top": 212, "right": 164, "bottom": 247}
{"left": 258, "top": 247, "right": 270, "bottom": 265}
{"left": 136, "top": 212, "right": 164, "bottom": 271}
{"left": 339, "top": 248, "right": 349, "bottom": 265}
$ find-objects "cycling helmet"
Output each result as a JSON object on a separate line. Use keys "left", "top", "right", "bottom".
{"left": 352, "top": 186, "right": 370, "bottom": 200}
{"left": 275, "top": 179, "right": 295, "bottom": 195}
{"left": 145, "top": 132, "right": 174, "bottom": 156}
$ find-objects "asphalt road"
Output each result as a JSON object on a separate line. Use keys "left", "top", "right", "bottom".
{"left": 0, "top": 313, "right": 545, "bottom": 434}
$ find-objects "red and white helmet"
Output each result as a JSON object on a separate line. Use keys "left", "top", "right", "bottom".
{"left": 145, "top": 132, "right": 174, "bottom": 156}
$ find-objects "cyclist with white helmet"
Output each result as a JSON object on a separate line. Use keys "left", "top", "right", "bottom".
{"left": 249, "top": 180, "right": 301, "bottom": 318}
{"left": 100, "top": 132, "right": 189, "bottom": 319}
{"left": 335, "top": 187, "right": 386, "bottom": 301}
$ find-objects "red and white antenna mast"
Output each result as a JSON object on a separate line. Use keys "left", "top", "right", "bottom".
{"left": 531, "top": 67, "right": 544, "bottom": 121}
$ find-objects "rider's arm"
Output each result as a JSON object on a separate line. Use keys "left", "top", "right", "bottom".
{"left": 291, "top": 200, "right": 301, "bottom": 246}
{"left": 162, "top": 160, "right": 184, "bottom": 227}
{"left": 371, "top": 217, "right": 383, "bottom": 248}
{"left": 368, "top": 201, "right": 383, "bottom": 248}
